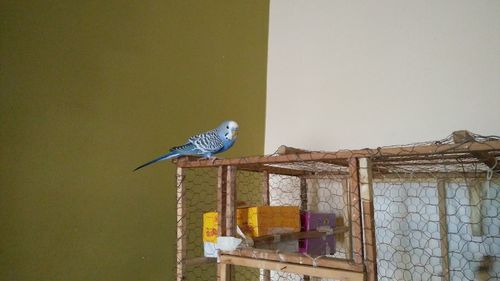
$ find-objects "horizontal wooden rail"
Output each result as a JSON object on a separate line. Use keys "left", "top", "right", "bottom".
{"left": 253, "top": 227, "right": 350, "bottom": 244}
{"left": 221, "top": 247, "right": 364, "bottom": 272}
{"left": 220, "top": 255, "right": 364, "bottom": 280}
{"left": 175, "top": 140, "right": 500, "bottom": 168}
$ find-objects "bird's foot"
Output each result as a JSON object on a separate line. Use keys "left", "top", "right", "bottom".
{"left": 209, "top": 156, "right": 218, "bottom": 164}
{"left": 203, "top": 156, "right": 223, "bottom": 165}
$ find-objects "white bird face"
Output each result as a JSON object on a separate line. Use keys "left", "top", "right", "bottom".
{"left": 220, "top": 120, "right": 239, "bottom": 141}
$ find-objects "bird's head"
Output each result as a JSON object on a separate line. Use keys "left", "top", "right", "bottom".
{"left": 218, "top": 120, "right": 239, "bottom": 141}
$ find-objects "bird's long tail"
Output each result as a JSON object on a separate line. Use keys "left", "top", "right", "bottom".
{"left": 134, "top": 152, "right": 180, "bottom": 171}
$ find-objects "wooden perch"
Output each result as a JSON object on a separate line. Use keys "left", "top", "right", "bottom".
{"left": 253, "top": 227, "right": 350, "bottom": 244}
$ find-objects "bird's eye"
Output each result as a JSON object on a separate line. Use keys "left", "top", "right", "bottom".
{"left": 226, "top": 126, "right": 229, "bottom": 129}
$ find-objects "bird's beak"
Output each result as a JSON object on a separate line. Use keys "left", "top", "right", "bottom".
{"left": 233, "top": 130, "right": 239, "bottom": 138}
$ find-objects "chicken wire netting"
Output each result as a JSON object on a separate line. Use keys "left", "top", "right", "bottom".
{"left": 178, "top": 168, "right": 264, "bottom": 281}
{"left": 373, "top": 177, "right": 499, "bottom": 281}
{"left": 176, "top": 132, "right": 500, "bottom": 281}
{"left": 266, "top": 173, "right": 352, "bottom": 281}
{"left": 177, "top": 166, "right": 353, "bottom": 281}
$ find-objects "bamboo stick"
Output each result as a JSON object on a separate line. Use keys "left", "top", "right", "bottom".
{"left": 349, "top": 158, "right": 363, "bottom": 265}
{"left": 359, "top": 158, "right": 377, "bottom": 281}
{"left": 261, "top": 170, "right": 271, "bottom": 281}
{"left": 217, "top": 166, "right": 229, "bottom": 281}
{"left": 176, "top": 167, "right": 186, "bottom": 281}
{"left": 437, "top": 180, "right": 450, "bottom": 281}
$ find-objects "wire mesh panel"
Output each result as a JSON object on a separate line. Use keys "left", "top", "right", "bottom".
{"left": 373, "top": 175, "right": 500, "bottom": 281}
{"left": 373, "top": 180, "right": 443, "bottom": 281}
{"left": 179, "top": 167, "right": 218, "bottom": 281}
{"left": 177, "top": 167, "right": 268, "bottom": 281}
{"left": 234, "top": 170, "right": 267, "bottom": 281}
{"left": 446, "top": 180, "right": 500, "bottom": 281}
{"left": 266, "top": 173, "right": 351, "bottom": 281}
{"left": 177, "top": 165, "right": 355, "bottom": 281}
{"left": 268, "top": 173, "right": 301, "bottom": 206}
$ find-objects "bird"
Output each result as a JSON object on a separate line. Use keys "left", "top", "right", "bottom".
{"left": 134, "top": 120, "right": 239, "bottom": 171}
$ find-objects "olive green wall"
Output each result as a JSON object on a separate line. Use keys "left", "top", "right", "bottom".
{"left": 0, "top": 1, "right": 269, "bottom": 280}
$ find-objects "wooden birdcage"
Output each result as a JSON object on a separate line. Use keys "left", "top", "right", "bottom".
{"left": 174, "top": 131, "right": 500, "bottom": 281}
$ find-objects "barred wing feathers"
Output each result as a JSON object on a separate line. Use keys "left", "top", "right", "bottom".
{"left": 187, "top": 129, "right": 224, "bottom": 153}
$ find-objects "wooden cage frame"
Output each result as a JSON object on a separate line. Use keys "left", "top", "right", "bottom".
{"left": 175, "top": 133, "right": 500, "bottom": 281}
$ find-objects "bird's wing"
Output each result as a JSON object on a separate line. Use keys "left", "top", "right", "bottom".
{"left": 188, "top": 129, "right": 224, "bottom": 153}
{"left": 170, "top": 142, "right": 202, "bottom": 154}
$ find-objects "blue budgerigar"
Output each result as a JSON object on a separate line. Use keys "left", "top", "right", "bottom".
{"left": 134, "top": 120, "right": 239, "bottom": 171}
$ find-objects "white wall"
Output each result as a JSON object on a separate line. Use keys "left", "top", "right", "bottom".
{"left": 265, "top": 0, "right": 500, "bottom": 153}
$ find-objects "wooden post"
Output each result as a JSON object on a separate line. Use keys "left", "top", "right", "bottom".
{"left": 348, "top": 158, "right": 363, "bottom": 265}
{"left": 341, "top": 178, "right": 353, "bottom": 260}
{"left": 262, "top": 171, "right": 270, "bottom": 205}
{"left": 308, "top": 178, "right": 320, "bottom": 212}
{"left": 453, "top": 130, "right": 491, "bottom": 236}
{"left": 300, "top": 177, "right": 308, "bottom": 212}
{"left": 226, "top": 166, "right": 237, "bottom": 236}
{"left": 176, "top": 167, "right": 187, "bottom": 281}
{"left": 262, "top": 171, "right": 271, "bottom": 281}
{"left": 437, "top": 180, "right": 450, "bottom": 281}
{"left": 217, "top": 166, "right": 229, "bottom": 281}
{"left": 299, "top": 177, "right": 312, "bottom": 281}
{"left": 219, "top": 263, "right": 229, "bottom": 281}
{"left": 218, "top": 166, "right": 228, "bottom": 235}
{"left": 468, "top": 179, "right": 483, "bottom": 236}
{"left": 226, "top": 166, "right": 237, "bottom": 281}
{"left": 359, "top": 158, "right": 377, "bottom": 281}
